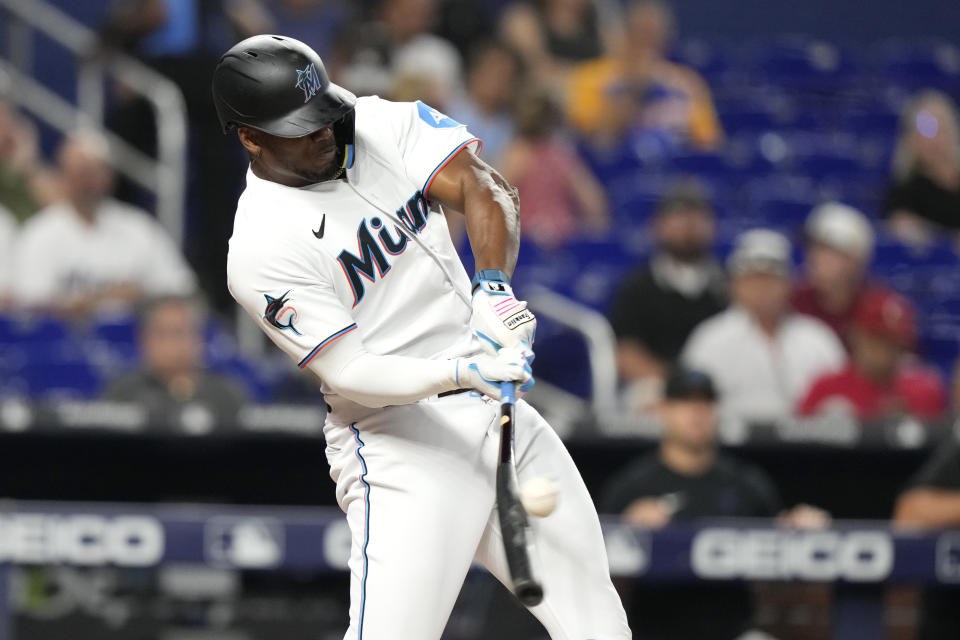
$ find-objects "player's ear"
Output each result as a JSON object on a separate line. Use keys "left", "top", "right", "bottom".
{"left": 237, "top": 127, "right": 262, "bottom": 158}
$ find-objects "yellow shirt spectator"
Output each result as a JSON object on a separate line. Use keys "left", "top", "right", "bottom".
{"left": 567, "top": 56, "right": 723, "bottom": 151}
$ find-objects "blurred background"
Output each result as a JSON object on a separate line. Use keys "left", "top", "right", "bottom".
{"left": 0, "top": 0, "right": 959, "bottom": 638}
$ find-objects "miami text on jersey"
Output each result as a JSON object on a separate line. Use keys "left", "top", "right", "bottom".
{"left": 337, "top": 191, "right": 431, "bottom": 306}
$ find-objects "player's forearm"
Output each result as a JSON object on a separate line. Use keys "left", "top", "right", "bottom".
{"left": 894, "top": 489, "right": 960, "bottom": 528}
{"left": 314, "top": 351, "right": 458, "bottom": 408}
{"left": 464, "top": 172, "right": 521, "bottom": 275}
{"left": 427, "top": 150, "right": 521, "bottom": 275}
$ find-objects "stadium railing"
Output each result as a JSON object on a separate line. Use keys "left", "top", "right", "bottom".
{"left": 0, "top": 0, "right": 188, "bottom": 245}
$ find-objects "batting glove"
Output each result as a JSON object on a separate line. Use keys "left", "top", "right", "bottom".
{"left": 469, "top": 269, "right": 537, "bottom": 354}
{"left": 456, "top": 346, "right": 535, "bottom": 401}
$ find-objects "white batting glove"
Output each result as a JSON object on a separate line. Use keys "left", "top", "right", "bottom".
{"left": 456, "top": 346, "right": 535, "bottom": 401}
{"left": 470, "top": 270, "right": 537, "bottom": 354}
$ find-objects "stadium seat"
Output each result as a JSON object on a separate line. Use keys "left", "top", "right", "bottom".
{"left": 872, "top": 39, "right": 960, "bottom": 90}
{"left": 12, "top": 358, "right": 104, "bottom": 400}
{"left": 91, "top": 316, "right": 138, "bottom": 346}
{"left": 671, "top": 38, "right": 735, "bottom": 84}
{"left": 743, "top": 174, "right": 819, "bottom": 228}
{"left": 527, "top": 316, "right": 593, "bottom": 398}
{"left": 745, "top": 36, "right": 861, "bottom": 90}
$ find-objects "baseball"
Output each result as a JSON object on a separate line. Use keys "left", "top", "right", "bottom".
{"left": 520, "top": 477, "right": 558, "bottom": 517}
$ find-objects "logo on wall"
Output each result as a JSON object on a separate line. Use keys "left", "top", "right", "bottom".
{"left": 295, "top": 63, "right": 322, "bottom": 103}
{"left": 263, "top": 291, "right": 301, "bottom": 335}
{"left": 937, "top": 532, "right": 960, "bottom": 583}
{"left": 205, "top": 517, "right": 284, "bottom": 569}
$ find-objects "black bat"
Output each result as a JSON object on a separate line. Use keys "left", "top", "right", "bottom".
{"left": 497, "top": 382, "right": 544, "bottom": 607}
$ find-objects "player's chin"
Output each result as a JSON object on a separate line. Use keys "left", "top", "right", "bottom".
{"left": 297, "top": 161, "right": 340, "bottom": 183}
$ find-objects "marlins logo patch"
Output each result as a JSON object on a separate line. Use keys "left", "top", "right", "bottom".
{"left": 295, "top": 63, "right": 322, "bottom": 103}
{"left": 263, "top": 291, "right": 302, "bottom": 335}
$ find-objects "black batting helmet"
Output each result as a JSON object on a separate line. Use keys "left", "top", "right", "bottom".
{"left": 212, "top": 35, "right": 356, "bottom": 169}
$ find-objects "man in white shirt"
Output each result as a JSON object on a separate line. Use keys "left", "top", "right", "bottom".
{"left": 12, "top": 134, "right": 195, "bottom": 317}
{"left": 0, "top": 204, "right": 16, "bottom": 309}
{"left": 682, "top": 229, "right": 845, "bottom": 425}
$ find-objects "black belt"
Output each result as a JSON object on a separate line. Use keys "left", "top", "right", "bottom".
{"left": 438, "top": 388, "right": 471, "bottom": 398}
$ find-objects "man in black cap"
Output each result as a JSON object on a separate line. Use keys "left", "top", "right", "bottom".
{"left": 602, "top": 367, "right": 827, "bottom": 639}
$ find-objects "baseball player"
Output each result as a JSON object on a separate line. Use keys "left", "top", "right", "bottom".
{"left": 213, "top": 35, "right": 630, "bottom": 639}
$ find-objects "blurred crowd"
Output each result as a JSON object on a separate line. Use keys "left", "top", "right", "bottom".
{"left": 1, "top": 2, "right": 959, "bottom": 637}
{"left": 0, "top": 0, "right": 959, "bottom": 435}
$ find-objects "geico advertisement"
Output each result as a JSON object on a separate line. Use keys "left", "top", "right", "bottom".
{"left": 691, "top": 528, "right": 894, "bottom": 581}
{"left": 0, "top": 514, "right": 163, "bottom": 566}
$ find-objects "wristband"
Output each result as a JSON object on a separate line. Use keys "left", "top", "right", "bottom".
{"left": 471, "top": 269, "right": 511, "bottom": 293}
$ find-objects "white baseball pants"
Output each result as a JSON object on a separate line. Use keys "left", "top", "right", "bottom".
{"left": 323, "top": 392, "right": 632, "bottom": 639}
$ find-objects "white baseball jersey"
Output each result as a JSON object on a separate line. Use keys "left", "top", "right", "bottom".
{"left": 228, "top": 97, "right": 483, "bottom": 419}
{"left": 227, "top": 96, "right": 631, "bottom": 639}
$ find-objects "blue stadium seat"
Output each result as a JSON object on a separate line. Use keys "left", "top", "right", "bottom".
{"left": 5, "top": 316, "right": 71, "bottom": 345}
{"left": 745, "top": 37, "right": 861, "bottom": 90}
{"left": 743, "top": 174, "right": 818, "bottom": 229}
{"left": 605, "top": 172, "right": 674, "bottom": 222}
{"left": 12, "top": 358, "right": 104, "bottom": 400}
{"left": 917, "top": 322, "right": 960, "bottom": 378}
{"left": 667, "top": 152, "right": 733, "bottom": 178}
{"left": 91, "top": 316, "right": 138, "bottom": 346}
{"left": 527, "top": 316, "right": 593, "bottom": 398}
{"left": 671, "top": 38, "right": 735, "bottom": 83}
{"left": 872, "top": 39, "right": 960, "bottom": 90}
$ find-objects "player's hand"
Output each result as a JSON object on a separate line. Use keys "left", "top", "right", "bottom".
{"left": 470, "top": 277, "right": 537, "bottom": 354}
{"left": 457, "top": 346, "right": 534, "bottom": 401}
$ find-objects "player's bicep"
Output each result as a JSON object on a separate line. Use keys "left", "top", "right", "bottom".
{"left": 231, "top": 263, "right": 357, "bottom": 370}
{"left": 426, "top": 149, "right": 518, "bottom": 215}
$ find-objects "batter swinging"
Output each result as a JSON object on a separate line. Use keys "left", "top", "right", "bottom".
{"left": 214, "top": 35, "right": 630, "bottom": 639}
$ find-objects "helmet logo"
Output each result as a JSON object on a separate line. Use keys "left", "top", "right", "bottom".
{"left": 295, "top": 63, "right": 322, "bottom": 103}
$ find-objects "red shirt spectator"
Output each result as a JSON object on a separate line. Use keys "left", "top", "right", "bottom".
{"left": 799, "top": 363, "right": 945, "bottom": 421}
{"left": 791, "top": 281, "right": 893, "bottom": 342}
{"left": 799, "top": 289, "right": 947, "bottom": 421}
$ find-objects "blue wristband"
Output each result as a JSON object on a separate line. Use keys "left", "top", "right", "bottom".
{"left": 471, "top": 269, "right": 511, "bottom": 293}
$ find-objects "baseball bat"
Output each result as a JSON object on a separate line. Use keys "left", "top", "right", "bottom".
{"left": 497, "top": 381, "right": 544, "bottom": 607}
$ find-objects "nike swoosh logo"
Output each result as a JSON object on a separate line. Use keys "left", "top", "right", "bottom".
{"left": 312, "top": 214, "right": 325, "bottom": 239}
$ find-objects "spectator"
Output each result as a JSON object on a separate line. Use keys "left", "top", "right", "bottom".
{"left": 0, "top": 204, "right": 15, "bottom": 309}
{"left": 602, "top": 367, "right": 828, "bottom": 640}
{"left": 0, "top": 100, "right": 60, "bottom": 222}
{"left": 683, "top": 230, "right": 845, "bottom": 425}
{"left": 791, "top": 202, "right": 894, "bottom": 346}
{"left": 883, "top": 90, "right": 960, "bottom": 248}
{"left": 12, "top": 134, "right": 196, "bottom": 318}
{"left": 894, "top": 437, "right": 960, "bottom": 639}
{"left": 99, "top": 0, "right": 263, "bottom": 311}
{"left": 799, "top": 290, "right": 946, "bottom": 422}
{"left": 499, "top": 89, "right": 609, "bottom": 248}
{"left": 103, "top": 295, "right": 245, "bottom": 433}
{"left": 447, "top": 40, "right": 523, "bottom": 165}
{"left": 567, "top": 0, "right": 723, "bottom": 154}
{"left": 499, "top": 0, "right": 615, "bottom": 92}
{"left": 339, "top": 0, "right": 462, "bottom": 108}
{"left": 608, "top": 179, "right": 726, "bottom": 410}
